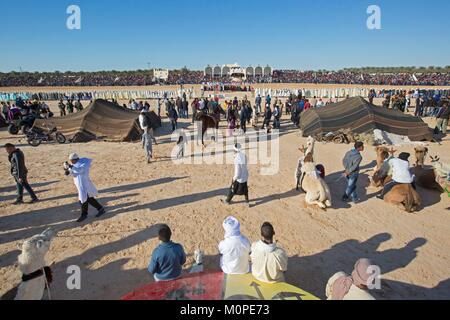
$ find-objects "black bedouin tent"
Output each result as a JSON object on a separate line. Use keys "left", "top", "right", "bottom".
{"left": 34, "top": 99, "right": 161, "bottom": 142}
{"left": 300, "top": 97, "right": 433, "bottom": 141}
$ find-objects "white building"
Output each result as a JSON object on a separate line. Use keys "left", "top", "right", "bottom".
{"left": 204, "top": 63, "right": 273, "bottom": 79}
{"left": 150, "top": 68, "right": 169, "bottom": 81}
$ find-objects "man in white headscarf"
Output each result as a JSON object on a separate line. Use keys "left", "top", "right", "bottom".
{"left": 221, "top": 144, "right": 250, "bottom": 206}
{"left": 64, "top": 153, "right": 105, "bottom": 223}
{"left": 218, "top": 216, "right": 251, "bottom": 275}
{"left": 325, "top": 258, "right": 376, "bottom": 300}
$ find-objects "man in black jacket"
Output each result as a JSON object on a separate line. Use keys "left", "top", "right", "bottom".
{"left": 261, "top": 104, "right": 272, "bottom": 132}
{"left": 5, "top": 143, "right": 38, "bottom": 205}
{"left": 436, "top": 99, "right": 450, "bottom": 135}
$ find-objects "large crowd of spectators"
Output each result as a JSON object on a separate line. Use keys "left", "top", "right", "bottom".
{"left": 271, "top": 70, "right": 450, "bottom": 86}
{"left": 0, "top": 70, "right": 449, "bottom": 87}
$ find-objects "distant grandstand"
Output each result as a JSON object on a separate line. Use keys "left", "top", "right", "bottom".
{"left": 0, "top": 66, "right": 449, "bottom": 87}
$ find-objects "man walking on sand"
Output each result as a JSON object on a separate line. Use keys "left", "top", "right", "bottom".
{"left": 4, "top": 143, "right": 39, "bottom": 205}
{"left": 64, "top": 153, "right": 105, "bottom": 223}
{"left": 221, "top": 144, "right": 250, "bottom": 206}
{"left": 342, "top": 142, "right": 364, "bottom": 204}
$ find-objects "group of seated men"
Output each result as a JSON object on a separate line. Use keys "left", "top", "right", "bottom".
{"left": 147, "top": 218, "right": 376, "bottom": 300}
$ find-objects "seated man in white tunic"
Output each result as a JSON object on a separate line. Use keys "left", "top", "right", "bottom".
{"left": 377, "top": 152, "right": 416, "bottom": 199}
{"left": 218, "top": 216, "right": 251, "bottom": 275}
{"left": 326, "top": 258, "right": 376, "bottom": 300}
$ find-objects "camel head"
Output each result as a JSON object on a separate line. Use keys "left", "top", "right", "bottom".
{"left": 375, "top": 146, "right": 390, "bottom": 161}
{"left": 306, "top": 136, "right": 315, "bottom": 152}
{"left": 375, "top": 146, "right": 389, "bottom": 155}
{"left": 17, "top": 228, "right": 55, "bottom": 271}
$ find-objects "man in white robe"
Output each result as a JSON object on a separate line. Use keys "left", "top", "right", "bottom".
{"left": 64, "top": 153, "right": 105, "bottom": 223}
{"left": 218, "top": 216, "right": 251, "bottom": 275}
{"left": 221, "top": 144, "right": 250, "bottom": 206}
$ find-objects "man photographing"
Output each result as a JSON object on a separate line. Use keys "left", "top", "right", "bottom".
{"left": 64, "top": 153, "right": 105, "bottom": 223}
{"left": 4, "top": 143, "right": 38, "bottom": 205}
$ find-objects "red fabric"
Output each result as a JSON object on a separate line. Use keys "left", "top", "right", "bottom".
{"left": 316, "top": 164, "right": 325, "bottom": 179}
{"left": 121, "top": 271, "right": 224, "bottom": 300}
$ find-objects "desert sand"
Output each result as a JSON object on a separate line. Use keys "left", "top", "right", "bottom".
{"left": 0, "top": 86, "right": 449, "bottom": 300}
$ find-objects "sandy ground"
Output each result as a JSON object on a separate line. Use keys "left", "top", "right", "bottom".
{"left": 0, "top": 90, "right": 450, "bottom": 300}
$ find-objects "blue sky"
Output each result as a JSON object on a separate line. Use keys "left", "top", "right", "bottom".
{"left": 0, "top": 0, "right": 449, "bottom": 72}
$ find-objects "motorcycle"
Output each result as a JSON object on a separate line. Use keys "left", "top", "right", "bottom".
{"left": 26, "top": 126, "right": 66, "bottom": 147}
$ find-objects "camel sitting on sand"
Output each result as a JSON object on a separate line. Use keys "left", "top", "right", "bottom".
{"left": 384, "top": 184, "right": 422, "bottom": 213}
{"left": 300, "top": 161, "right": 332, "bottom": 209}
{"left": 373, "top": 154, "right": 422, "bottom": 213}
{"left": 15, "top": 228, "right": 55, "bottom": 300}
{"left": 413, "top": 156, "right": 450, "bottom": 193}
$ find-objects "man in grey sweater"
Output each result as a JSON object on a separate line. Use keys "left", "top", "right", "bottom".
{"left": 342, "top": 141, "right": 364, "bottom": 204}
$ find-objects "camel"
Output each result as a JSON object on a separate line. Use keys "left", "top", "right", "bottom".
{"left": 414, "top": 146, "right": 429, "bottom": 167}
{"left": 375, "top": 146, "right": 390, "bottom": 172}
{"left": 372, "top": 156, "right": 422, "bottom": 213}
{"left": 300, "top": 161, "right": 332, "bottom": 209}
{"left": 297, "top": 136, "right": 316, "bottom": 157}
{"left": 295, "top": 137, "right": 316, "bottom": 189}
{"left": 384, "top": 184, "right": 422, "bottom": 213}
{"left": 412, "top": 156, "right": 447, "bottom": 191}
{"left": 15, "top": 228, "right": 55, "bottom": 300}
{"left": 371, "top": 147, "right": 392, "bottom": 187}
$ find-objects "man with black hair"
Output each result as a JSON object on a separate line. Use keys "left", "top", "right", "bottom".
{"left": 250, "top": 222, "right": 288, "bottom": 283}
{"left": 148, "top": 224, "right": 186, "bottom": 281}
{"left": 167, "top": 104, "right": 179, "bottom": 132}
{"left": 436, "top": 100, "right": 449, "bottom": 135}
{"left": 4, "top": 143, "right": 38, "bottom": 205}
{"left": 342, "top": 141, "right": 364, "bottom": 204}
{"left": 66, "top": 99, "right": 74, "bottom": 114}
{"left": 261, "top": 104, "right": 272, "bottom": 132}
{"left": 255, "top": 94, "right": 262, "bottom": 115}
{"left": 74, "top": 99, "right": 83, "bottom": 112}
{"left": 58, "top": 99, "right": 66, "bottom": 117}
